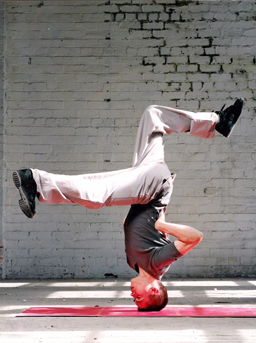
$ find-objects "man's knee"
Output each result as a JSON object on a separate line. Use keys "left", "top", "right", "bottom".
{"left": 143, "top": 105, "right": 157, "bottom": 116}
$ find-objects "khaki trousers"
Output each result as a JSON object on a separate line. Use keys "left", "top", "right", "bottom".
{"left": 32, "top": 105, "right": 218, "bottom": 209}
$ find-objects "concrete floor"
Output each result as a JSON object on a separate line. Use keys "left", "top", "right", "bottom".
{"left": 0, "top": 278, "right": 256, "bottom": 343}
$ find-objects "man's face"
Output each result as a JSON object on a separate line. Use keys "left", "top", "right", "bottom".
{"left": 130, "top": 277, "right": 150, "bottom": 308}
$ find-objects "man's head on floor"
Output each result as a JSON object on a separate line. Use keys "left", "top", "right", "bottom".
{"left": 130, "top": 275, "right": 168, "bottom": 311}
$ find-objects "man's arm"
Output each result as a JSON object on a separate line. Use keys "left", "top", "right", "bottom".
{"left": 155, "top": 211, "right": 203, "bottom": 256}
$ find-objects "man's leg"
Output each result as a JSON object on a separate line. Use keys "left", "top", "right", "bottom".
{"left": 13, "top": 161, "right": 171, "bottom": 218}
{"left": 21, "top": 103, "right": 215, "bottom": 214}
{"left": 14, "top": 104, "right": 207, "bottom": 217}
{"left": 13, "top": 100, "right": 243, "bottom": 218}
{"left": 31, "top": 163, "right": 170, "bottom": 209}
{"left": 132, "top": 100, "right": 244, "bottom": 167}
{"left": 132, "top": 105, "right": 218, "bottom": 167}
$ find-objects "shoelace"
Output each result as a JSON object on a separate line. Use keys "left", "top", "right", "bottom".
{"left": 220, "top": 104, "right": 226, "bottom": 112}
{"left": 217, "top": 104, "right": 226, "bottom": 113}
{"left": 215, "top": 104, "right": 226, "bottom": 115}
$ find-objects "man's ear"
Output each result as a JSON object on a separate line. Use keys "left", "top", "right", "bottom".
{"left": 149, "top": 287, "right": 160, "bottom": 295}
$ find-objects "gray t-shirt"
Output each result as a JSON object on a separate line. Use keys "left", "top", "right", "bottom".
{"left": 124, "top": 204, "right": 182, "bottom": 280}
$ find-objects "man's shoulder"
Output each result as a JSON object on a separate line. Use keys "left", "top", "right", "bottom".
{"left": 125, "top": 204, "right": 158, "bottom": 226}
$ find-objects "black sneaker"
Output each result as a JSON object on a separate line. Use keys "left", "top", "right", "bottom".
{"left": 215, "top": 98, "right": 244, "bottom": 138}
{"left": 13, "top": 169, "right": 37, "bottom": 218}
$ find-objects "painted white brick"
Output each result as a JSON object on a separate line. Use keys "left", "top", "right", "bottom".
{"left": 2, "top": 0, "right": 256, "bottom": 280}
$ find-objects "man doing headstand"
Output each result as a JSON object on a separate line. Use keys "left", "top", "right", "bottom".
{"left": 13, "top": 99, "right": 244, "bottom": 311}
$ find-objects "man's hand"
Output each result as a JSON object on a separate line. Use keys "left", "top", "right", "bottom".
{"left": 155, "top": 212, "right": 203, "bottom": 256}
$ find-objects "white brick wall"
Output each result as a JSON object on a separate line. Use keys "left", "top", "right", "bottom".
{"left": 2, "top": 1, "right": 256, "bottom": 279}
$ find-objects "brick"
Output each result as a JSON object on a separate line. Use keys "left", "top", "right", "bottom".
{"left": 177, "top": 64, "right": 198, "bottom": 73}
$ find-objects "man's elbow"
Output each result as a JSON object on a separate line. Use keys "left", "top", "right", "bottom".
{"left": 195, "top": 230, "right": 203, "bottom": 244}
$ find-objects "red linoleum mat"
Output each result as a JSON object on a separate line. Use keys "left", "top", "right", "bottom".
{"left": 18, "top": 306, "right": 256, "bottom": 317}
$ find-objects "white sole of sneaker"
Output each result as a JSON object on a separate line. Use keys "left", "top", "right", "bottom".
{"left": 13, "top": 171, "right": 35, "bottom": 219}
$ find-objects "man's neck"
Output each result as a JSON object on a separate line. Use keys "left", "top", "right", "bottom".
{"left": 138, "top": 265, "right": 157, "bottom": 283}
